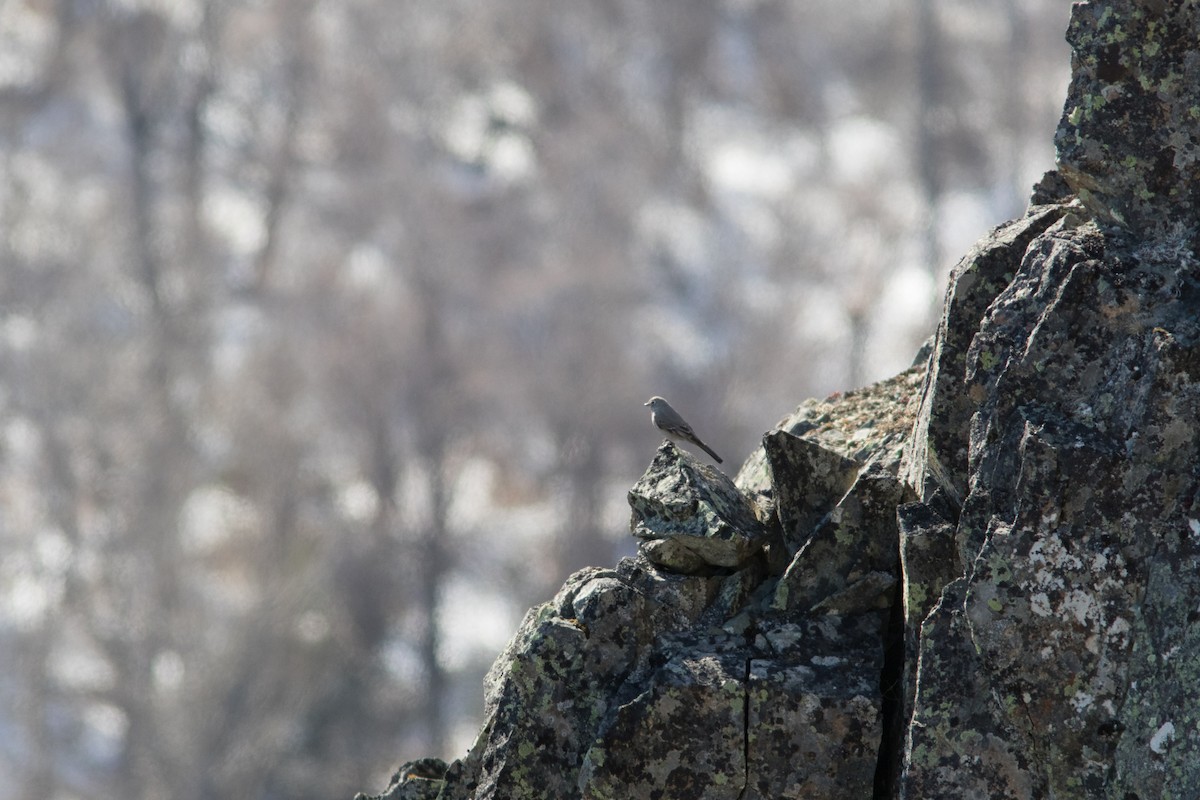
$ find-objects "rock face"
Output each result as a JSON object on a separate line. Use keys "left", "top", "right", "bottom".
{"left": 1055, "top": 0, "right": 1200, "bottom": 240}
{"left": 901, "top": 213, "right": 1200, "bottom": 797}
{"left": 356, "top": 2, "right": 1200, "bottom": 797}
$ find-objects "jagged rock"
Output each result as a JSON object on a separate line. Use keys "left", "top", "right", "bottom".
{"left": 901, "top": 204, "right": 1069, "bottom": 506}
{"left": 901, "top": 214, "right": 1200, "bottom": 797}
{"left": 436, "top": 562, "right": 715, "bottom": 800}
{"left": 773, "top": 464, "right": 905, "bottom": 616}
{"left": 629, "top": 441, "right": 768, "bottom": 572}
{"left": 355, "top": 3, "right": 1200, "bottom": 798}
{"left": 737, "top": 367, "right": 926, "bottom": 506}
{"left": 761, "top": 431, "right": 861, "bottom": 562}
{"left": 417, "top": 425, "right": 904, "bottom": 800}
{"left": 1055, "top": 0, "right": 1200, "bottom": 240}
{"left": 426, "top": 545, "right": 890, "bottom": 800}
{"left": 899, "top": 14, "right": 1200, "bottom": 780}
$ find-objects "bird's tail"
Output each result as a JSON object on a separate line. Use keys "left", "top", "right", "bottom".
{"left": 698, "top": 440, "right": 723, "bottom": 464}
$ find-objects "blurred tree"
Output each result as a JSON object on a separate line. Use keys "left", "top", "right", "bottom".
{"left": 0, "top": 1, "right": 1072, "bottom": 797}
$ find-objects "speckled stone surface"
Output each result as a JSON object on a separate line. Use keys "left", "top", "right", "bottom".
{"left": 901, "top": 204, "right": 1068, "bottom": 506}
{"left": 900, "top": 213, "right": 1200, "bottom": 797}
{"left": 1055, "top": 0, "right": 1200, "bottom": 240}
{"left": 629, "top": 441, "right": 769, "bottom": 572}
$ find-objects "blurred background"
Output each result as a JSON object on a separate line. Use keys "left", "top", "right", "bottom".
{"left": 0, "top": 1, "right": 1072, "bottom": 797}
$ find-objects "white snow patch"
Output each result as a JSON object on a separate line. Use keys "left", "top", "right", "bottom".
{"left": 180, "top": 485, "right": 259, "bottom": 553}
{"left": 827, "top": 116, "right": 902, "bottom": 184}
{"left": 706, "top": 140, "right": 795, "bottom": 199}
{"left": 338, "top": 480, "right": 380, "bottom": 524}
{"left": 203, "top": 185, "right": 266, "bottom": 256}
{"left": 438, "top": 575, "right": 520, "bottom": 670}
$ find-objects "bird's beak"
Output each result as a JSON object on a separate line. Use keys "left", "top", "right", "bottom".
{"left": 643, "top": 401, "right": 650, "bottom": 406}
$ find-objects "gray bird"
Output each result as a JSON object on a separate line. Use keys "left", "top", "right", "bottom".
{"left": 644, "top": 396, "right": 723, "bottom": 463}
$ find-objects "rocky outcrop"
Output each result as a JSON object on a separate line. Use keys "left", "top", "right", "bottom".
{"left": 900, "top": 2, "right": 1200, "bottom": 794}
{"left": 357, "top": 373, "right": 925, "bottom": 800}
{"left": 356, "top": 1, "right": 1200, "bottom": 797}
{"left": 1055, "top": 0, "right": 1200, "bottom": 241}
{"left": 900, "top": 213, "right": 1200, "bottom": 797}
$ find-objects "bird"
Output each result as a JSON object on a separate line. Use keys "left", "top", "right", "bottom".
{"left": 644, "top": 396, "right": 723, "bottom": 463}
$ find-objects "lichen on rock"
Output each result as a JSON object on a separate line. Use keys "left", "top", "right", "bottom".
{"left": 1055, "top": 0, "right": 1200, "bottom": 241}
